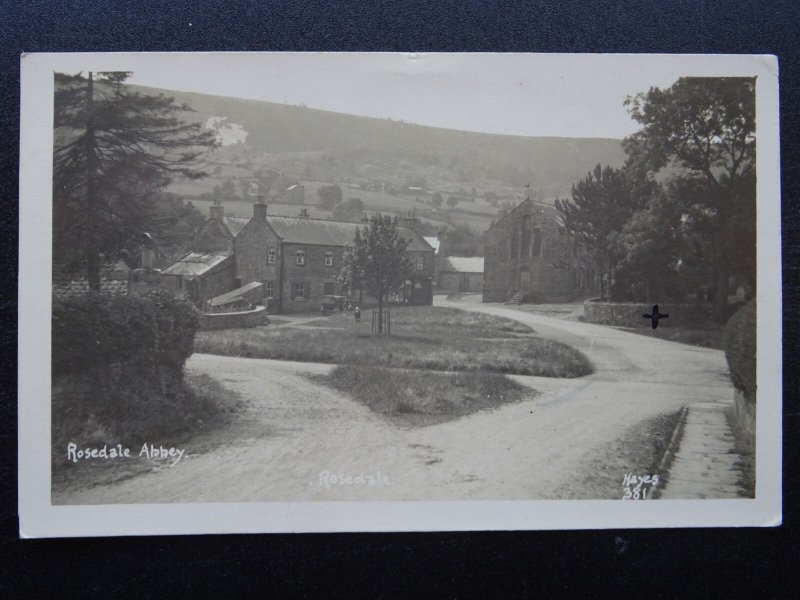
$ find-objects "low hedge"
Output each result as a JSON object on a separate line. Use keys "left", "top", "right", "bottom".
{"left": 51, "top": 290, "right": 214, "bottom": 460}
{"left": 52, "top": 289, "right": 198, "bottom": 376}
{"left": 723, "top": 300, "right": 756, "bottom": 401}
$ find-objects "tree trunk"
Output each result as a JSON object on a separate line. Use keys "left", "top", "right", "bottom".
{"left": 377, "top": 291, "right": 383, "bottom": 334}
{"left": 85, "top": 72, "right": 100, "bottom": 292}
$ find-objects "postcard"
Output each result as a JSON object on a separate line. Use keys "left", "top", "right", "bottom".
{"left": 18, "top": 52, "right": 781, "bottom": 537}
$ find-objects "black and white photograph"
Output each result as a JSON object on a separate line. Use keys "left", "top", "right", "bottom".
{"left": 18, "top": 52, "right": 781, "bottom": 536}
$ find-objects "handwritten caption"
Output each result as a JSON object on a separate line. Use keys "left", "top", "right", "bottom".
{"left": 318, "top": 470, "right": 391, "bottom": 490}
{"left": 67, "top": 442, "right": 187, "bottom": 467}
{"left": 622, "top": 473, "right": 659, "bottom": 500}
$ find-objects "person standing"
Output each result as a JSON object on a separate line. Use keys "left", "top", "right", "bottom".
{"left": 354, "top": 306, "right": 361, "bottom": 324}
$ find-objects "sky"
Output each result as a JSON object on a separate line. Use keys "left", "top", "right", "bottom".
{"left": 34, "top": 52, "right": 763, "bottom": 140}
{"left": 122, "top": 53, "right": 697, "bottom": 139}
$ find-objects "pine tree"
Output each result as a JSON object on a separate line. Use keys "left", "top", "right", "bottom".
{"left": 555, "top": 165, "right": 643, "bottom": 300}
{"left": 53, "top": 71, "right": 217, "bottom": 289}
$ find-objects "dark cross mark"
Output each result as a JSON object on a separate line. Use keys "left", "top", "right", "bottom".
{"left": 642, "top": 304, "right": 669, "bottom": 329}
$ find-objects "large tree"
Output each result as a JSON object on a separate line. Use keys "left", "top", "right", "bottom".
{"left": 346, "top": 216, "right": 413, "bottom": 333}
{"left": 53, "top": 71, "right": 217, "bottom": 289}
{"left": 623, "top": 77, "right": 756, "bottom": 318}
{"left": 555, "top": 164, "right": 645, "bottom": 300}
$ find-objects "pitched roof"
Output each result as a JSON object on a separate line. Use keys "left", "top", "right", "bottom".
{"left": 440, "top": 256, "right": 484, "bottom": 273}
{"left": 402, "top": 228, "right": 435, "bottom": 252}
{"left": 209, "top": 211, "right": 436, "bottom": 251}
{"left": 262, "top": 215, "right": 434, "bottom": 251}
{"left": 161, "top": 252, "right": 233, "bottom": 277}
{"left": 489, "top": 197, "right": 563, "bottom": 232}
{"left": 222, "top": 216, "right": 250, "bottom": 237}
{"left": 266, "top": 216, "right": 360, "bottom": 246}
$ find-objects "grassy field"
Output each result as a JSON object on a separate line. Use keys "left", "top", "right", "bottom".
{"left": 195, "top": 306, "right": 593, "bottom": 377}
{"left": 311, "top": 365, "right": 533, "bottom": 427}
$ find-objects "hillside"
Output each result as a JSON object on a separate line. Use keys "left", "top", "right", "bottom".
{"left": 131, "top": 84, "right": 626, "bottom": 199}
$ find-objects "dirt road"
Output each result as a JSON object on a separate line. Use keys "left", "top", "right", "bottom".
{"left": 54, "top": 298, "right": 733, "bottom": 504}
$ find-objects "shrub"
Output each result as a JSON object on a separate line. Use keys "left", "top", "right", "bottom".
{"left": 723, "top": 300, "right": 756, "bottom": 401}
{"left": 51, "top": 290, "right": 204, "bottom": 459}
{"left": 52, "top": 289, "right": 198, "bottom": 376}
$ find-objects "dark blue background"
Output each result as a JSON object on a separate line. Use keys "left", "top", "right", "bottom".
{"left": 2, "top": 1, "right": 798, "bottom": 596}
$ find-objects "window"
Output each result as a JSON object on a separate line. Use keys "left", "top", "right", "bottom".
{"left": 324, "top": 282, "right": 335, "bottom": 295}
{"left": 296, "top": 249, "right": 305, "bottom": 265}
{"left": 325, "top": 251, "right": 334, "bottom": 267}
{"left": 416, "top": 256, "right": 424, "bottom": 271}
{"left": 532, "top": 229, "right": 543, "bottom": 257}
{"left": 510, "top": 227, "right": 519, "bottom": 258}
{"left": 292, "top": 282, "right": 305, "bottom": 299}
{"left": 521, "top": 215, "right": 531, "bottom": 256}
{"left": 266, "top": 280, "right": 275, "bottom": 299}
{"left": 268, "top": 248, "right": 276, "bottom": 264}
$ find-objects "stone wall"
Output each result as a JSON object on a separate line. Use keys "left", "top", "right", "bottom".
{"left": 197, "top": 306, "right": 269, "bottom": 330}
{"left": 234, "top": 211, "right": 282, "bottom": 304}
{"left": 583, "top": 299, "right": 713, "bottom": 328}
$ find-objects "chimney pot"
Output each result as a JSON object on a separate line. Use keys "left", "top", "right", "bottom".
{"left": 210, "top": 201, "right": 224, "bottom": 219}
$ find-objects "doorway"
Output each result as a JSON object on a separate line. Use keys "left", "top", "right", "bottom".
{"left": 519, "top": 266, "right": 531, "bottom": 292}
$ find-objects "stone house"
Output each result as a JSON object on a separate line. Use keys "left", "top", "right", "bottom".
{"left": 164, "top": 199, "right": 435, "bottom": 313}
{"left": 482, "top": 197, "right": 598, "bottom": 303}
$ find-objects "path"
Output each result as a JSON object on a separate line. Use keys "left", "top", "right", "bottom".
{"left": 53, "top": 298, "right": 741, "bottom": 504}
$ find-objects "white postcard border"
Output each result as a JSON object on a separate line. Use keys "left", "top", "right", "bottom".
{"left": 18, "top": 52, "right": 782, "bottom": 537}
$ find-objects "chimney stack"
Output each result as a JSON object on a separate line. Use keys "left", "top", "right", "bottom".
{"left": 299, "top": 207, "right": 309, "bottom": 218}
{"left": 210, "top": 199, "right": 224, "bottom": 220}
{"left": 141, "top": 246, "right": 155, "bottom": 270}
{"left": 253, "top": 195, "right": 267, "bottom": 220}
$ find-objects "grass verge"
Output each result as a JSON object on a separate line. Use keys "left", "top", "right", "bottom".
{"left": 310, "top": 365, "right": 534, "bottom": 427}
{"left": 552, "top": 409, "right": 684, "bottom": 499}
{"left": 195, "top": 306, "right": 593, "bottom": 378}
{"left": 51, "top": 373, "right": 242, "bottom": 491}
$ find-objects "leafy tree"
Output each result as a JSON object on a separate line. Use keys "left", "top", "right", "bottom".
{"left": 446, "top": 223, "right": 483, "bottom": 257}
{"left": 332, "top": 198, "right": 364, "bottom": 222}
{"left": 555, "top": 164, "right": 644, "bottom": 300}
{"left": 623, "top": 77, "right": 756, "bottom": 318}
{"left": 348, "top": 216, "right": 413, "bottom": 334}
{"left": 614, "top": 186, "right": 685, "bottom": 302}
{"left": 337, "top": 245, "right": 364, "bottom": 304}
{"left": 53, "top": 71, "right": 216, "bottom": 289}
{"left": 446, "top": 195, "right": 460, "bottom": 208}
{"left": 317, "top": 184, "right": 343, "bottom": 210}
{"left": 430, "top": 192, "right": 443, "bottom": 207}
